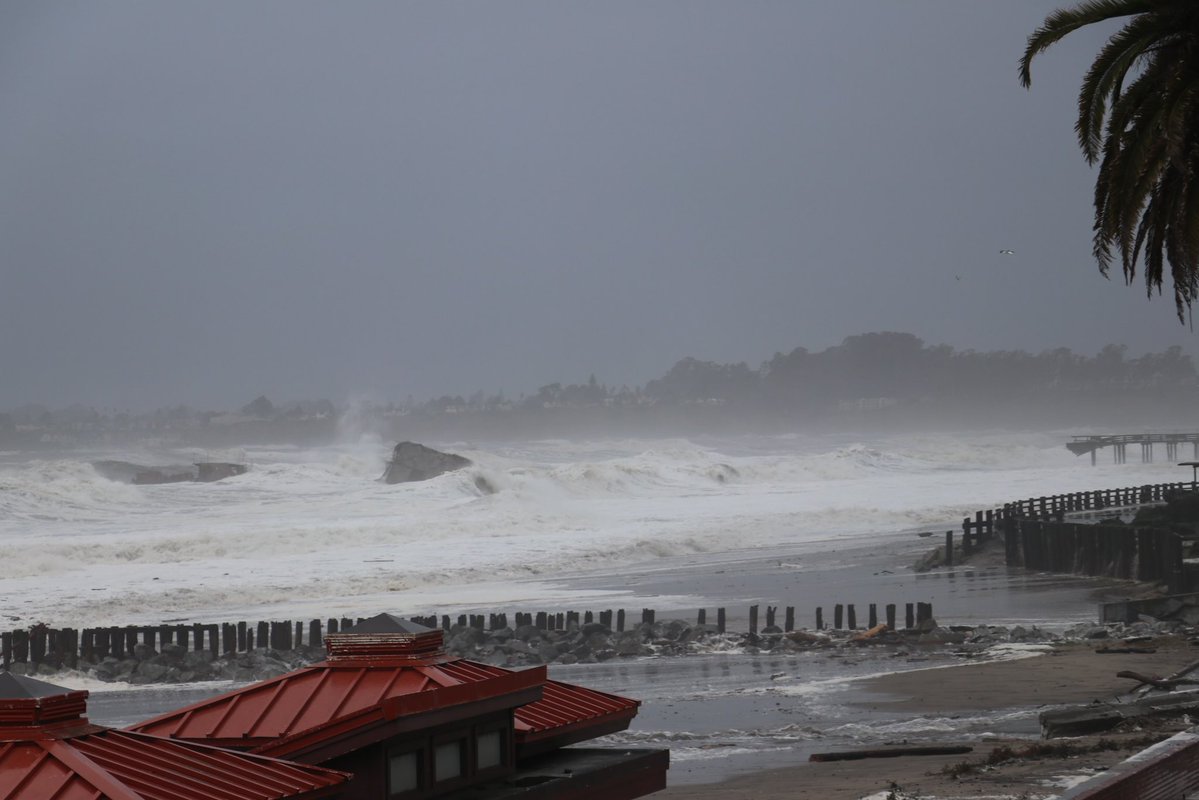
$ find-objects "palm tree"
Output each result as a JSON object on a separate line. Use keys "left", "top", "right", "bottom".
{"left": 1020, "top": 0, "right": 1199, "bottom": 321}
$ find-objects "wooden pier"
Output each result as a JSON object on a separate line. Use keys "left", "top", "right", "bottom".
{"left": 1067, "top": 433, "right": 1199, "bottom": 465}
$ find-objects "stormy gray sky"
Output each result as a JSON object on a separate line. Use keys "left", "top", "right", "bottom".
{"left": 1, "top": 1, "right": 1193, "bottom": 411}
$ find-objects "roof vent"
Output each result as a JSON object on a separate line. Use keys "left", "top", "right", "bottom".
{"left": 0, "top": 673, "right": 88, "bottom": 729}
{"left": 325, "top": 614, "right": 446, "bottom": 661}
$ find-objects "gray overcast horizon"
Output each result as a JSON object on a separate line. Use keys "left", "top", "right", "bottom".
{"left": 2, "top": 1, "right": 1193, "bottom": 412}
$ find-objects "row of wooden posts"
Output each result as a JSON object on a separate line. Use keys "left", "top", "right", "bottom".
{"left": 939, "top": 480, "right": 1194, "bottom": 593}
{"left": 0, "top": 601, "right": 935, "bottom": 669}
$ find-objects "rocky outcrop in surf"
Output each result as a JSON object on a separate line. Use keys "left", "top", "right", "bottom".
{"left": 380, "top": 442, "right": 471, "bottom": 484}
{"left": 92, "top": 460, "right": 247, "bottom": 485}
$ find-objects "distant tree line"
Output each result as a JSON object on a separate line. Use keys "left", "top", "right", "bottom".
{"left": 2, "top": 333, "right": 1196, "bottom": 442}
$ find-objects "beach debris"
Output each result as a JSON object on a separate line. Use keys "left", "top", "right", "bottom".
{"left": 852, "top": 623, "right": 890, "bottom": 642}
{"left": 1119, "top": 657, "right": 1199, "bottom": 692}
{"left": 1097, "top": 646, "right": 1157, "bottom": 654}
{"left": 1117, "top": 670, "right": 1199, "bottom": 690}
{"left": 808, "top": 745, "right": 972, "bottom": 762}
{"left": 1040, "top": 689, "right": 1199, "bottom": 738}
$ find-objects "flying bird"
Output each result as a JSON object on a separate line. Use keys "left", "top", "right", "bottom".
{"left": 999, "top": 249, "right": 1015, "bottom": 255}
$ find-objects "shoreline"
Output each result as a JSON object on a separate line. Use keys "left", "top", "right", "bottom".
{"left": 652, "top": 637, "right": 1199, "bottom": 799}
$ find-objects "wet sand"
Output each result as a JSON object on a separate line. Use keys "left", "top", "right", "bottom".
{"left": 654, "top": 638, "right": 1199, "bottom": 799}
{"left": 557, "top": 531, "right": 1141, "bottom": 630}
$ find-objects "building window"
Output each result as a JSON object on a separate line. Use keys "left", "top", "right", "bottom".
{"left": 476, "top": 729, "right": 504, "bottom": 770}
{"left": 388, "top": 750, "right": 421, "bottom": 796}
{"left": 434, "top": 739, "right": 464, "bottom": 782}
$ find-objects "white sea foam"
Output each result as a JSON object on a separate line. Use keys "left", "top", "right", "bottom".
{"left": 0, "top": 431, "right": 1183, "bottom": 626}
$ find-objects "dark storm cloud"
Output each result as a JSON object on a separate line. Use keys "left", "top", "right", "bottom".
{"left": 0, "top": 2, "right": 1191, "bottom": 410}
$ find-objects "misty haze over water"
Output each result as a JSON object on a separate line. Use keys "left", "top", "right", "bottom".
{"left": 2, "top": 3, "right": 1197, "bottom": 413}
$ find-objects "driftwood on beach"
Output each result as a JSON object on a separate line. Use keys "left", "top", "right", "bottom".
{"left": 809, "top": 745, "right": 972, "bottom": 762}
{"left": 1040, "top": 689, "right": 1199, "bottom": 738}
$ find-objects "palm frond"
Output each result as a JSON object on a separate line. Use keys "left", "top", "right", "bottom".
{"left": 1075, "top": 15, "right": 1167, "bottom": 161}
{"left": 1021, "top": 0, "right": 1152, "bottom": 88}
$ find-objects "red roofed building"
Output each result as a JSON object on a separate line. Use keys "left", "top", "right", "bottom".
{"left": 130, "top": 615, "right": 668, "bottom": 799}
{"left": 0, "top": 672, "right": 350, "bottom": 800}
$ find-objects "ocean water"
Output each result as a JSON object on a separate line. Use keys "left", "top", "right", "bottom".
{"left": 0, "top": 429, "right": 1186, "bottom": 628}
{"left": 13, "top": 428, "right": 1187, "bottom": 786}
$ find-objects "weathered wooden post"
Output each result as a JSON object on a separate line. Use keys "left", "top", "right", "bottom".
{"left": 109, "top": 626, "right": 124, "bottom": 660}
{"left": 47, "top": 629, "right": 61, "bottom": 668}
{"left": 599, "top": 610, "right": 613, "bottom": 628}
{"left": 834, "top": 604, "right": 843, "bottom": 630}
{"left": 245, "top": 629, "right": 254, "bottom": 650}
{"left": 95, "top": 629, "right": 110, "bottom": 660}
{"left": 961, "top": 517, "right": 972, "bottom": 555}
{"left": 904, "top": 603, "right": 914, "bottom": 630}
{"left": 765, "top": 606, "right": 776, "bottom": 629}
{"left": 847, "top": 605, "right": 857, "bottom": 630}
{"left": 641, "top": 609, "right": 654, "bottom": 625}
{"left": 785, "top": 606, "right": 795, "bottom": 632}
{"left": 30, "top": 627, "right": 46, "bottom": 665}
{"left": 616, "top": 609, "right": 626, "bottom": 632}
{"left": 125, "top": 627, "right": 138, "bottom": 656}
{"left": 309, "top": 620, "right": 321, "bottom": 648}
{"left": 717, "top": 607, "right": 726, "bottom": 634}
{"left": 749, "top": 605, "right": 759, "bottom": 636}
{"left": 62, "top": 629, "right": 78, "bottom": 669}
{"left": 945, "top": 530, "right": 953, "bottom": 567}
{"left": 256, "top": 621, "right": 268, "bottom": 649}
{"left": 815, "top": 607, "right": 824, "bottom": 631}
{"left": 535, "top": 611, "right": 547, "bottom": 630}
{"left": 1, "top": 631, "right": 10, "bottom": 668}
{"left": 885, "top": 604, "right": 896, "bottom": 630}
{"left": 868, "top": 603, "right": 878, "bottom": 629}
{"left": 697, "top": 609, "right": 707, "bottom": 626}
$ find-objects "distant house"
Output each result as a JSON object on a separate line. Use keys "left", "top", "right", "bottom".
{"left": 129, "top": 615, "right": 669, "bottom": 799}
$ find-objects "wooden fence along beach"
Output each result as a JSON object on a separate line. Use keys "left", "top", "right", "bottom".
{"left": 0, "top": 601, "right": 936, "bottom": 670}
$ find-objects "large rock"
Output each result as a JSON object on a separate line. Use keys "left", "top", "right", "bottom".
{"left": 92, "top": 460, "right": 246, "bottom": 485}
{"left": 380, "top": 442, "right": 471, "bottom": 484}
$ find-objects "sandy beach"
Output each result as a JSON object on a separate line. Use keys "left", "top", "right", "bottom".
{"left": 653, "top": 637, "right": 1199, "bottom": 799}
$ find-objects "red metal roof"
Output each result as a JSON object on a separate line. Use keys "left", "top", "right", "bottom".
{"left": 129, "top": 617, "right": 641, "bottom": 759}
{"left": 515, "top": 679, "right": 638, "bottom": 737}
{"left": 0, "top": 730, "right": 348, "bottom": 800}
{"left": 130, "top": 659, "right": 543, "bottom": 750}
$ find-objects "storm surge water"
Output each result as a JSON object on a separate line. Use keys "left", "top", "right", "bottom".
{"left": 0, "top": 430, "right": 1182, "bottom": 628}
